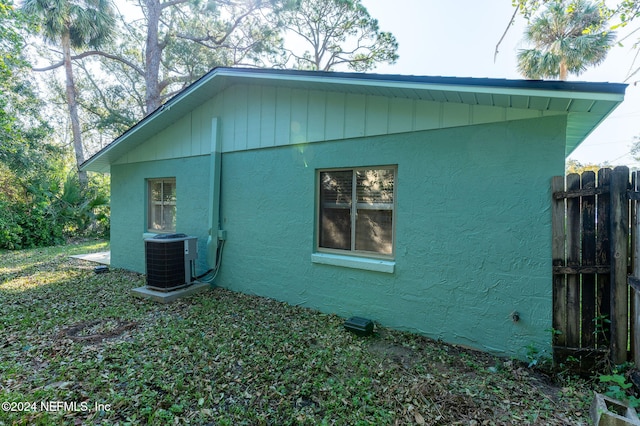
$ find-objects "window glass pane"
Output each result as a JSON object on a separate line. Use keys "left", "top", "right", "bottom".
{"left": 355, "top": 210, "right": 393, "bottom": 254}
{"left": 163, "top": 181, "right": 176, "bottom": 202}
{"left": 148, "top": 178, "right": 176, "bottom": 232}
{"left": 317, "top": 167, "right": 395, "bottom": 256}
{"left": 320, "top": 171, "right": 352, "bottom": 206}
{"left": 163, "top": 205, "right": 176, "bottom": 231}
{"left": 319, "top": 170, "right": 352, "bottom": 250}
{"left": 151, "top": 182, "right": 162, "bottom": 202}
{"left": 320, "top": 208, "right": 351, "bottom": 250}
{"left": 151, "top": 205, "right": 162, "bottom": 230}
{"left": 356, "top": 169, "right": 394, "bottom": 205}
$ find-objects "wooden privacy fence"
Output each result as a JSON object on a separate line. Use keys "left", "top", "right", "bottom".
{"left": 552, "top": 166, "right": 640, "bottom": 370}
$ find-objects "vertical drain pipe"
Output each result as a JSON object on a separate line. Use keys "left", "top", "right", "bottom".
{"left": 206, "top": 117, "right": 223, "bottom": 270}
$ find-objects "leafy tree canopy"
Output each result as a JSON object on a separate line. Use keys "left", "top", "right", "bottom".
{"left": 517, "top": 0, "right": 616, "bottom": 80}
{"left": 273, "top": 0, "right": 398, "bottom": 71}
{"left": 22, "top": 0, "right": 116, "bottom": 49}
{"left": 504, "top": 0, "right": 640, "bottom": 80}
{"left": 21, "top": 0, "right": 116, "bottom": 186}
{"left": 1, "top": 0, "right": 54, "bottom": 178}
{"left": 565, "top": 158, "right": 609, "bottom": 173}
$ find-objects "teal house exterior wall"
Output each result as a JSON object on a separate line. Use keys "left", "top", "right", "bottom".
{"left": 108, "top": 114, "right": 565, "bottom": 358}
{"left": 217, "top": 116, "right": 565, "bottom": 357}
{"left": 86, "top": 69, "right": 625, "bottom": 359}
{"left": 110, "top": 156, "right": 211, "bottom": 273}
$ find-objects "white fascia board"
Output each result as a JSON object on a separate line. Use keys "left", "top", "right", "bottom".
{"left": 216, "top": 68, "right": 625, "bottom": 104}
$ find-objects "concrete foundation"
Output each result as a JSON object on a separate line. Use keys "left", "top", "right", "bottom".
{"left": 131, "top": 281, "right": 211, "bottom": 303}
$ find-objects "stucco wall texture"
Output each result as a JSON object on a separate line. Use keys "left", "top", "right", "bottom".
{"left": 218, "top": 116, "right": 565, "bottom": 358}
{"left": 110, "top": 156, "right": 211, "bottom": 274}
{"left": 109, "top": 115, "right": 566, "bottom": 358}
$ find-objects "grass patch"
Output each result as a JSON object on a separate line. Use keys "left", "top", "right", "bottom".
{"left": 1, "top": 241, "right": 597, "bottom": 424}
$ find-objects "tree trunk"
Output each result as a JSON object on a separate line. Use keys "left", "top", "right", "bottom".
{"left": 145, "top": 0, "right": 162, "bottom": 114}
{"left": 559, "top": 60, "right": 568, "bottom": 81}
{"left": 62, "top": 30, "right": 88, "bottom": 187}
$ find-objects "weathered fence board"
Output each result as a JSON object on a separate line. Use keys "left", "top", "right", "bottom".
{"left": 596, "top": 168, "right": 611, "bottom": 349}
{"left": 581, "top": 171, "right": 597, "bottom": 350}
{"left": 552, "top": 176, "right": 567, "bottom": 352}
{"left": 552, "top": 166, "right": 634, "bottom": 370}
{"left": 609, "top": 167, "right": 629, "bottom": 365}
{"left": 631, "top": 172, "right": 640, "bottom": 367}
{"left": 566, "top": 174, "right": 582, "bottom": 350}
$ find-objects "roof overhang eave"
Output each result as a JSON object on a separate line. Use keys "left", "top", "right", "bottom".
{"left": 80, "top": 67, "right": 627, "bottom": 173}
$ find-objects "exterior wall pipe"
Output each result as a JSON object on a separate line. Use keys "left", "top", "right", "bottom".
{"left": 207, "top": 117, "right": 222, "bottom": 269}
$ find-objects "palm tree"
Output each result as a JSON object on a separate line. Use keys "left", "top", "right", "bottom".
{"left": 22, "top": 0, "right": 115, "bottom": 186}
{"left": 517, "top": 0, "right": 616, "bottom": 80}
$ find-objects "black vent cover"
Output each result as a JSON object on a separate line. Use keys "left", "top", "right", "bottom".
{"left": 145, "top": 239, "right": 187, "bottom": 291}
{"left": 344, "top": 317, "right": 374, "bottom": 336}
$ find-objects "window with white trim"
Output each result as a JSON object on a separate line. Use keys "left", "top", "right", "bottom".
{"left": 318, "top": 167, "right": 396, "bottom": 257}
{"left": 148, "top": 178, "right": 176, "bottom": 232}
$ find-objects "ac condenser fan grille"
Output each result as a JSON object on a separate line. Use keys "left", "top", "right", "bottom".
{"left": 146, "top": 241, "right": 187, "bottom": 290}
{"left": 144, "top": 235, "right": 198, "bottom": 292}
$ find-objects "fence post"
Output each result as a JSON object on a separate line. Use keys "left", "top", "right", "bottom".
{"left": 631, "top": 172, "right": 640, "bottom": 367}
{"left": 552, "top": 176, "right": 567, "bottom": 357}
{"left": 610, "top": 166, "right": 630, "bottom": 365}
{"left": 566, "top": 174, "right": 581, "bottom": 349}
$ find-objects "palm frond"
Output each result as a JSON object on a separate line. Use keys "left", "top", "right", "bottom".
{"left": 517, "top": 0, "right": 616, "bottom": 80}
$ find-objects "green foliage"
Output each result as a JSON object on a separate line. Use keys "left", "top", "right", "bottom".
{"left": 593, "top": 313, "right": 611, "bottom": 342}
{"left": 0, "top": 198, "right": 22, "bottom": 249}
{"left": 600, "top": 371, "right": 640, "bottom": 407}
{"left": 517, "top": 0, "right": 616, "bottom": 80}
{"left": 50, "top": 173, "right": 110, "bottom": 237}
{"left": 21, "top": 0, "right": 117, "bottom": 186}
{"left": 273, "top": 0, "right": 398, "bottom": 71}
{"left": 565, "top": 159, "right": 609, "bottom": 174}
{"left": 510, "top": 0, "right": 640, "bottom": 80}
{"left": 0, "top": 170, "right": 110, "bottom": 250}
{"left": 21, "top": 0, "right": 115, "bottom": 50}
{"left": 616, "top": 0, "right": 640, "bottom": 24}
{"left": 1, "top": 0, "right": 67, "bottom": 249}
{"left": 524, "top": 342, "right": 552, "bottom": 368}
{"left": 1, "top": 1, "right": 110, "bottom": 250}
{"left": 1, "top": 1, "right": 48, "bottom": 148}
{"left": 0, "top": 1, "right": 22, "bottom": 77}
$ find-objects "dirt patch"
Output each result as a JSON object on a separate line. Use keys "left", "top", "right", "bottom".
{"left": 368, "top": 339, "right": 417, "bottom": 370}
{"left": 61, "top": 319, "right": 137, "bottom": 343}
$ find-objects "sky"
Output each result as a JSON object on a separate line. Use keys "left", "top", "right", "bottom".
{"left": 360, "top": 0, "right": 640, "bottom": 168}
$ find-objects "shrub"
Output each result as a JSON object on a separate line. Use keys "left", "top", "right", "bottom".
{"left": 0, "top": 172, "right": 109, "bottom": 250}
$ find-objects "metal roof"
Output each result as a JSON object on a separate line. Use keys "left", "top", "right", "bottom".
{"left": 81, "top": 67, "right": 627, "bottom": 173}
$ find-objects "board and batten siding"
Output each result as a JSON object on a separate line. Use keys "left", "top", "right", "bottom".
{"left": 113, "top": 84, "right": 564, "bottom": 166}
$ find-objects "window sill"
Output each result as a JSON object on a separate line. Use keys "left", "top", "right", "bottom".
{"left": 311, "top": 253, "right": 395, "bottom": 273}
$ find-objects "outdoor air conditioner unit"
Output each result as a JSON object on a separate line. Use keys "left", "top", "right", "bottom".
{"left": 144, "top": 234, "right": 198, "bottom": 291}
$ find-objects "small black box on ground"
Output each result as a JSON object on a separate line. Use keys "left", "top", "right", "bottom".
{"left": 344, "top": 317, "right": 374, "bottom": 336}
{"left": 94, "top": 265, "right": 109, "bottom": 274}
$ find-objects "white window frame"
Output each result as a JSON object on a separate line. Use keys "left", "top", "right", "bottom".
{"left": 316, "top": 166, "right": 396, "bottom": 260}
{"left": 147, "top": 178, "right": 177, "bottom": 233}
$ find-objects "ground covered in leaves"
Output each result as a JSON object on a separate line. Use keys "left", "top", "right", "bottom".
{"left": 1, "top": 241, "right": 603, "bottom": 425}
